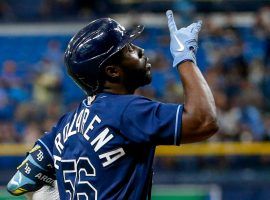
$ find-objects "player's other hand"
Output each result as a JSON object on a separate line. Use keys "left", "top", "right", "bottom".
{"left": 166, "top": 10, "right": 202, "bottom": 67}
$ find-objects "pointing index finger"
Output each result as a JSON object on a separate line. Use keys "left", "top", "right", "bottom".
{"left": 166, "top": 10, "right": 177, "bottom": 33}
{"left": 194, "top": 20, "right": 203, "bottom": 33}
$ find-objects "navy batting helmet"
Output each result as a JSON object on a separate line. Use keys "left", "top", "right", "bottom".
{"left": 64, "top": 18, "right": 144, "bottom": 96}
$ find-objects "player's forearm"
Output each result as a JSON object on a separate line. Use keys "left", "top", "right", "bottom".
{"left": 165, "top": 10, "right": 217, "bottom": 143}
{"left": 178, "top": 61, "right": 218, "bottom": 143}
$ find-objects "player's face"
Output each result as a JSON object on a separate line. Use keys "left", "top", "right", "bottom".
{"left": 119, "top": 43, "right": 152, "bottom": 88}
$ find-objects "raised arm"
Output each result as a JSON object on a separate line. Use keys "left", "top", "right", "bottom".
{"left": 179, "top": 61, "right": 218, "bottom": 143}
{"left": 166, "top": 10, "right": 218, "bottom": 144}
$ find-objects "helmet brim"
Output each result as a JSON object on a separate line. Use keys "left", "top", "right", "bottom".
{"left": 100, "top": 25, "right": 144, "bottom": 67}
{"left": 119, "top": 24, "right": 144, "bottom": 49}
{"left": 125, "top": 25, "right": 144, "bottom": 41}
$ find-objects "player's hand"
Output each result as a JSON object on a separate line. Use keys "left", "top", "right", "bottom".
{"left": 166, "top": 10, "right": 202, "bottom": 67}
{"left": 25, "top": 182, "right": 59, "bottom": 200}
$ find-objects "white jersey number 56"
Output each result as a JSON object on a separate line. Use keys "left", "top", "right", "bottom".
{"left": 61, "top": 157, "right": 97, "bottom": 200}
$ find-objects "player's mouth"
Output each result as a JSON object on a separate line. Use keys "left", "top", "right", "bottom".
{"left": 146, "top": 64, "right": 151, "bottom": 77}
{"left": 145, "top": 57, "right": 151, "bottom": 71}
{"left": 146, "top": 63, "right": 151, "bottom": 71}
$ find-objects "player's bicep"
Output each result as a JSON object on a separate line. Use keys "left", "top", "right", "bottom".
{"left": 120, "top": 97, "right": 183, "bottom": 145}
{"left": 181, "top": 105, "right": 214, "bottom": 144}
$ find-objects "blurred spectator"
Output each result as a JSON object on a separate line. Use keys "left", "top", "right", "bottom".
{"left": 0, "top": 61, "right": 30, "bottom": 103}
{"left": 1, "top": 60, "right": 21, "bottom": 87}
{"left": 0, "top": 122, "right": 18, "bottom": 143}
{"left": 22, "top": 122, "right": 42, "bottom": 144}
{"left": 261, "top": 67, "right": 270, "bottom": 110}
{"left": 43, "top": 40, "right": 63, "bottom": 65}
{"left": 173, "top": 0, "right": 196, "bottom": 25}
{"left": 150, "top": 52, "right": 171, "bottom": 98}
{"left": 263, "top": 114, "right": 270, "bottom": 140}
{"left": 0, "top": 1, "right": 15, "bottom": 21}
{"left": 238, "top": 87, "right": 265, "bottom": 141}
{"left": 0, "top": 80, "right": 14, "bottom": 121}
{"left": 33, "top": 58, "right": 63, "bottom": 105}
{"left": 214, "top": 90, "right": 241, "bottom": 141}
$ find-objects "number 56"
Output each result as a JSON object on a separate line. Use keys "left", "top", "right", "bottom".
{"left": 61, "top": 157, "right": 97, "bottom": 200}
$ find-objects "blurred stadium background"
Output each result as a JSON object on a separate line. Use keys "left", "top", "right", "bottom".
{"left": 0, "top": 0, "right": 270, "bottom": 199}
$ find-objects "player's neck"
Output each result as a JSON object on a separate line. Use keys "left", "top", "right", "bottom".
{"left": 102, "top": 82, "right": 135, "bottom": 95}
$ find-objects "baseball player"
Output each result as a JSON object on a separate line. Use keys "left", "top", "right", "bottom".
{"left": 7, "top": 10, "right": 218, "bottom": 200}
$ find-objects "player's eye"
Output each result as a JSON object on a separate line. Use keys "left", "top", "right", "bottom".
{"left": 128, "top": 44, "right": 134, "bottom": 52}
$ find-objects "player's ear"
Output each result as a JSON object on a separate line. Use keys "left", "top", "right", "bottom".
{"left": 103, "top": 65, "right": 122, "bottom": 83}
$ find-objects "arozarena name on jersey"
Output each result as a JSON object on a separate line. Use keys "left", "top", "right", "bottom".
{"left": 53, "top": 108, "right": 125, "bottom": 169}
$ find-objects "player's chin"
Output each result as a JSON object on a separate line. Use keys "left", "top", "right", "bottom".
{"left": 139, "top": 73, "right": 152, "bottom": 87}
{"left": 125, "top": 69, "right": 152, "bottom": 88}
{"left": 144, "top": 72, "right": 152, "bottom": 84}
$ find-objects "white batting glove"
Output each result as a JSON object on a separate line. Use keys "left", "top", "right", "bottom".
{"left": 25, "top": 182, "right": 59, "bottom": 200}
{"left": 166, "top": 10, "right": 202, "bottom": 67}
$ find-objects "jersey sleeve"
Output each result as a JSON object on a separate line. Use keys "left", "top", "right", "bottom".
{"left": 120, "top": 96, "right": 183, "bottom": 146}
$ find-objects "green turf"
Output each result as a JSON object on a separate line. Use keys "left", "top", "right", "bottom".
{"left": 0, "top": 186, "right": 211, "bottom": 200}
{"left": 152, "top": 194, "right": 207, "bottom": 200}
{"left": 0, "top": 189, "right": 26, "bottom": 200}
{"left": 151, "top": 185, "right": 210, "bottom": 200}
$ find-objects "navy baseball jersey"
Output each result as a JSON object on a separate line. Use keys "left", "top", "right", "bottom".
{"left": 36, "top": 92, "right": 183, "bottom": 200}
